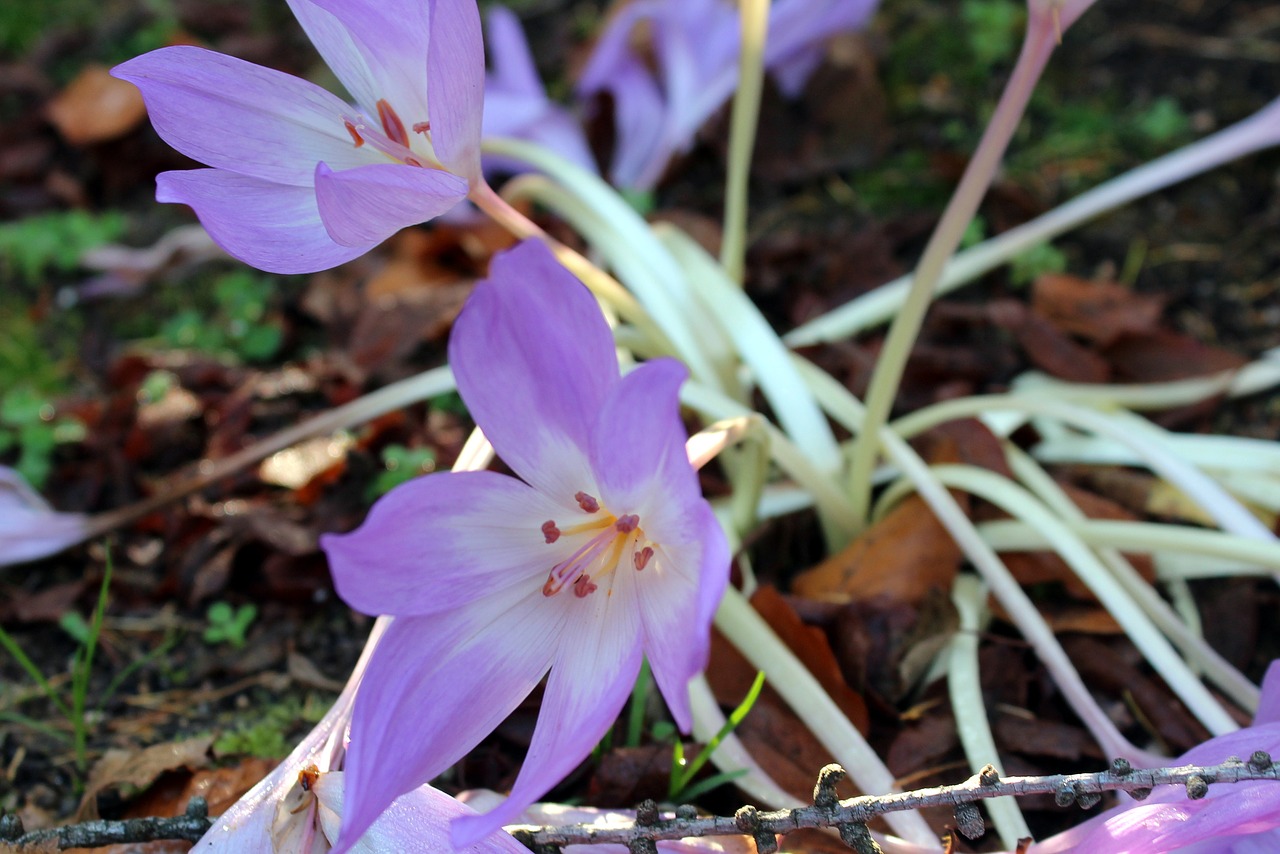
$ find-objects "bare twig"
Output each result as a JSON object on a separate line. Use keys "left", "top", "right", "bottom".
{"left": 0, "top": 797, "right": 211, "bottom": 851}
{"left": 508, "top": 755, "right": 1280, "bottom": 852}
{"left": 1, "top": 756, "right": 1276, "bottom": 851}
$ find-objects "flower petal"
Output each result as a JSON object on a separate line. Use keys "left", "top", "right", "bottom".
{"left": 1257, "top": 660, "right": 1280, "bottom": 724}
{"left": 485, "top": 6, "right": 542, "bottom": 98}
{"left": 638, "top": 503, "right": 729, "bottom": 730}
{"left": 156, "top": 169, "right": 367, "bottom": 274}
{"left": 449, "top": 240, "right": 618, "bottom": 501}
{"left": 283, "top": 0, "right": 388, "bottom": 118}
{"left": 428, "top": 0, "right": 485, "bottom": 179}
{"left": 112, "top": 46, "right": 380, "bottom": 186}
{"left": 322, "top": 470, "right": 574, "bottom": 618}
{"left": 591, "top": 359, "right": 696, "bottom": 518}
{"left": 337, "top": 596, "right": 565, "bottom": 851}
{"left": 449, "top": 583, "right": 644, "bottom": 846}
{"left": 314, "top": 772, "right": 527, "bottom": 853}
{"left": 0, "top": 467, "right": 92, "bottom": 567}
{"left": 309, "top": 0, "right": 432, "bottom": 125}
{"left": 313, "top": 161, "right": 467, "bottom": 247}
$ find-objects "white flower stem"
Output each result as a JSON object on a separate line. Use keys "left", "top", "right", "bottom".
{"left": 784, "top": 96, "right": 1280, "bottom": 347}
{"left": 845, "top": 14, "right": 1060, "bottom": 530}
{"left": 681, "top": 380, "right": 859, "bottom": 544}
{"left": 658, "top": 223, "right": 843, "bottom": 477}
{"left": 713, "top": 587, "right": 938, "bottom": 845}
{"left": 980, "top": 517, "right": 1280, "bottom": 581}
{"left": 1008, "top": 358, "right": 1280, "bottom": 411}
{"left": 1000, "top": 445, "right": 1260, "bottom": 712}
{"left": 720, "top": 0, "right": 770, "bottom": 285}
{"left": 926, "top": 463, "right": 1239, "bottom": 735}
{"left": 479, "top": 141, "right": 725, "bottom": 388}
{"left": 793, "top": 357, "right": 1160, "bottom": 765}
{"left": 468, "top": 178, "right": 679, "bottom": 363}
{"left": 892, "top": 394, "right": 1276, "bottom": 547}
{"left": 948, "top": 575, "right": 1032, "bottom": 849}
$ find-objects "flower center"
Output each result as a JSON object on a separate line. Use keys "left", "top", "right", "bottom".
{"left": 341, "top": 99, "right": 443, "bottom": 170}
{"left": 541, "top": 491, "right": 655, "bottom": 599}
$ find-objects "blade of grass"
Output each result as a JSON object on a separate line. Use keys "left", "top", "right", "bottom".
{"left": 0, "top": 624, "right": 72, "bottom": 719}
{"left": 670, "top": 670, "right": 765, "bottom": 799}
{"left": 626, "top": 658, "right": 652, "bottom": 748}
{"left": 71, "top": 548, "right": 113, "bottom": 769}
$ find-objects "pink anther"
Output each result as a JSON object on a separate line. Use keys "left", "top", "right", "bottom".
{"left": 413, "top": 121, "right": 432, "bottom": 134}
{"left": 633, "top": 546, "right": 654, "bottom": 570}
{"left": 541, "top": 520, "right": 561, "bottom": 544}
{"left": 376, "top": 99, "right": 410, "bottom": 148}
{"left": 573, "top": 575, "right": 598, "bottom": 598}
{"left": 615, "top": 514, "right": 640, "bottom": 533}
{"left": 344, "top": 120, "right": 365, "bottom": 147}
{"left": 575, "top": 491, "right": 600, "bottom": 513}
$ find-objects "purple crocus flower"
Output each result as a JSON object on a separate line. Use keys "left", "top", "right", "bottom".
{"left": 577, "top": 0, "right": 878, "bottom": 189}
{"left": 321, "top": 238, "right": 730, "bottom": 849}
{"left": 111, "top": 0, "right": 484, "bottom": 275}
{"left": 1033, "top": 660, "right": 1280, "bottom": 853}
{"left": 482, "top": 6, "right": 597, "bottom": 175}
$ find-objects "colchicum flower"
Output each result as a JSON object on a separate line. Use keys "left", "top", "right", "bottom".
{"left": 1032, "top": 660, "right": 1280, "bottom": 853}
{"left": 576, "top": 0, "right": 878, "bottom": 189}
{"left": 321, "top": 238, "right": 730, "bottom": 849}
{"left": 112, "top": 0, "right": 484, "bottom": 275}
{"left": 482, "top": 6, "right": 597, "bottom": 176}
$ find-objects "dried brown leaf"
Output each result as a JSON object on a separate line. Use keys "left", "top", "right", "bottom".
{"left": 1032, "top": 274, "right": 1164, "bottom": 347}
{"left": 987, "top": 299, "right": 1110, "bottom": 383}
{"left": 46, "top": 66, "right": 147, "bottom": 146}
{"left": 76, "top": 736, "right": 213, "bottom": 821}
{"left": 792, "top": 494, "right": 963, "bottom": 606}
{"left": 750, "top": 587, "right": 870, "bottom": 734}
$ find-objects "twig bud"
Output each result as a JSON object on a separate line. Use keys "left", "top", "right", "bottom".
{"left": 838, "top": 822, "right": 884, "bottom": 853}
{"left": 814, "top": 764, "right": 847, "bottom": 808}
{"left": 1185, "top": 776, "right": 1210, "bottom": 800}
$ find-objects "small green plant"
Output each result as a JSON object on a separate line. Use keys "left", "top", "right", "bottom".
{"left": 1009, "top": 241, "right": 1068, "bottom": 286}
{"left": 213, "top": 716, "right": 290, "bottom": 760}
{"left": 203, "top": 601, "right": 258, "bottom": 649}
{"left": 212, "top": 695, "right": 328, "bottom": 759}
{"left": 159, "top": 271, "right": 283, "bottom": 363}
{"left": 665, "top": 670, "right": 765, "bottom": 802}
{"left": 1132, "top": 96, "right": 1190, "bottom": 146}
{"left": 962, "top": 0, "right": 1022, "bottom": 70}
{"left": 0, "top": 210, "right": 125, "bottom": 283}
{"left": 0, "top": 386, "right": 85, "bottom": 488}
{"left": 0, "top": 550, "right": 113, "bottom": 771}
{"left": 369, "top": 444, "right": 438, "bottom": 498}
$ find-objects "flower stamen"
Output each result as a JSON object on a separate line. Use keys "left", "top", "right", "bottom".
{"left": 377, "top": 99, "right": 410, "bottom": 148}
{"left": 633, "top": 546, "right": 654, "bottom": 570}
{"left": 340, "top": 110, "right": 444, "bottom": 171}
{"left": 541, "top": 521, "right": 560, "bottom": 544}
{"left": 344, "top": 120, "right": 365, "bottom": 147}
{"left": 542, "top": 512, "right": 646, "bottom": 598}
{"left": 575, "top": 491, "right": 600, "bottom": 513}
